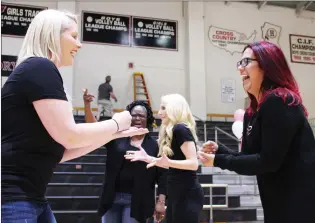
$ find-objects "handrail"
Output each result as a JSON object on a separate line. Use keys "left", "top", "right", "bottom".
{"left": 202, "top": 184, "right": 228, "bottom": 223}
{"left": 193, "top": 114, "right": 206, "bottom": 123}
{"left": 193, "top": 114, "right": 207, "bottom": 142}
{"left": 214, "top": 126, "right": 241, "bottom": 152}
{"left": 207, "top": 113, "right": 234, "bottom": 118}
{"left": 207, "top": 113, "right": 234, "bottom": 122}
{"left": 73, "top": 107, "right": 159, "bottom": 115}
{"left": 215, "top": 126, "right": 239, "bottom": 141}
{"left": 155, "top": 183, "right": 228, "bottom": 223}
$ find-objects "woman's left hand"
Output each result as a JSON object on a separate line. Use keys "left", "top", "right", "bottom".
{"left": 147, "top": 153, "right": 170, "bottom": 169}
{"left": 197, "top": 151, "right": 215, "bottom": 167}
{"left": 113, "top": 127, "right": 149, "bottom": 138}
{"left": 154, "top": 201, "right": 166, "bottom": 222}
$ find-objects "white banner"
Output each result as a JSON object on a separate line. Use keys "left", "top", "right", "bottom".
{"left": 289, "top": 34, "right": 315, "bottom": 65}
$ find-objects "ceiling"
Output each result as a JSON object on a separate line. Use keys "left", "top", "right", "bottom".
{"left": 240, "top": 1, "right": 315, "bottom": 14}
{"left": 3, "top": 0, "right": 315, "bottom": 14}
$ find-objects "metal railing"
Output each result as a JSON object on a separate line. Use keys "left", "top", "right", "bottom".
{"left": 193, "top": 114, "right": 207, "bottom": 142}
{"left": 214, "top": 126, "right": 260, "bottom": 194}
{"left": 214, "top": 126, "right": 241, "bottom": 152}
{"left": 155, "top": 183, "right": 228, "bottom": 223}
{"left": 202, "top": 184, "right": 228, "bottom": 223}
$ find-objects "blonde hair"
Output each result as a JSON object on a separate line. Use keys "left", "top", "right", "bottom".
{"left": 158, "top": 94, "right": 198, "bottom": 156}
{"left": 16, "top": 9, "right": 78, "bottom": 67}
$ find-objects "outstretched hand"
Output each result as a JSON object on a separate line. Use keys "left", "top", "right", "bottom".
{"left": 201, "top": 140, "right": 218, "bottom": 154}
{"left": 197, "top": 151, "right": 215, "bottom": 167}
{"left": 113, "top": 127, "right": 149, "bottom": 139}
{"left": 147, "top": 153, "right": 169, "bottom": 169}
{"left": 124, "top": 145, "right": 150, "bottom": 163}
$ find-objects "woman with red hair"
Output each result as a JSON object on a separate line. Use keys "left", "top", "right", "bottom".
{"left": 198, "top": 41, "right": 315, "bottom": 223}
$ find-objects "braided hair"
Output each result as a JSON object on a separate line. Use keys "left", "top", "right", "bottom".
{"left": 126, "top": 100, "right": 155, "bottom": 129}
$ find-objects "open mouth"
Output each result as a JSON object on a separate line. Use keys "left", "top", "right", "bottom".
{"left": 70, "top": 51, "right": 77, "bottom": 57}
{"left": 132, "top": 123, "right": 143, "bottom": 127}
{"left": 241, "top": 73, "right": 250, "bottom": 82}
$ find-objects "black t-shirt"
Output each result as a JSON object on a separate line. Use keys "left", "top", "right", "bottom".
{"left": 1, "top": 57, "right": 68, "bottom": 203}
{"left": 168, "top": 123, "right": 199, "bottom": 188}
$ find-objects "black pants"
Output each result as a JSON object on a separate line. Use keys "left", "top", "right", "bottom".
{"left": 166, "top": 186, "right": 204, "bottom": 223}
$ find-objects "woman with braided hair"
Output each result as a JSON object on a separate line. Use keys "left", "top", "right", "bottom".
{"left": 83, "top": 90, "right": 167, "bottom": 223}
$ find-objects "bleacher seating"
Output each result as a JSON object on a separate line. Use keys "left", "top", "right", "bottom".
{"left": 48, "top": 115, "right": 263, "bottom": 223}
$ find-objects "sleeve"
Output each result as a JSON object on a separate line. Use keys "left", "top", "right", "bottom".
{"left": 156, "top": 166, "right": 168, "bottom": 196}
{"left": 22, "top": 58, "right": 67, "bottom": 103}
{"left": 173, "top": 124, "right": 195, "bottom": 147}
{"left": 216, "top": 112, "right": 249, "bottom": 156}
{"left": 109, "top": 85, "right": 113, "bottom": 93}
{"left": 213, "top": 94, "right": 301, "bottom": 175}
{"left": 217, "top": 145, "right": 239, "bottom": 155}
{"left": 105, "top": 139, "right": 117, "bottom": 149}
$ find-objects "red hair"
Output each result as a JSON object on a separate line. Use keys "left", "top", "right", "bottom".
{"left": 244, "top": 41, "right": 308, "bottom": 117}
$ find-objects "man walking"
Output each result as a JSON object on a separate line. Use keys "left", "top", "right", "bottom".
{"left": 97, "top": 75, "right": 117, "bottom": 120}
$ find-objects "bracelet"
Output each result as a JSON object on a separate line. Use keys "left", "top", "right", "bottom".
{"left": 112, "top": 118, "right": 119, "bottom": 132}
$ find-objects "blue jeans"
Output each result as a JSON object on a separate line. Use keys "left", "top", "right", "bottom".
{"left": 1, "top": 201, "right": 56, "bottom": 223}
{"left": 102, "top": 193, "right": 139, "bottom": 223}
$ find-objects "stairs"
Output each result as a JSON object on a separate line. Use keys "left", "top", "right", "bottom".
{"left": 196, "top": 120, "right": 264, "bottom": 222}
{"left": 47, "top": 116, "right": 262, "bottom": 222}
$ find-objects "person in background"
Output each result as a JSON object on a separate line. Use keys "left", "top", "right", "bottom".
{"left": 198, "top": 41, "right": 315, "bottom": 223}
{"left": 97, "top": 75, "right": 118, "bottom": 120}
{"left": 83, "top": 89, "right": 167, "bottom": 223}
{"left": 1, "top": 9, "right": 147, "bottom": 223}
{"left": 125, "top": 94, "right": 204, "bottom": 223}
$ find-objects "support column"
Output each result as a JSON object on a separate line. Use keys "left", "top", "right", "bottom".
{"left": 57, "top": 1, "right": 76, "bottom": 102}
{"left": 184, "top": 2, "right": 207, "bottom": 120}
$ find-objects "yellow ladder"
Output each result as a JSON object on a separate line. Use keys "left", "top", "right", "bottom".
{"left": 133, "top": 72, "right": 151, "bottom": 107}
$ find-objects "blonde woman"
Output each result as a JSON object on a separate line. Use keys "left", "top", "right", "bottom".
{"left": 1, "top": 9, "right": 147, "bottom": 222}
{"left": 125, "top": 94, "right": 204, "bottom": 223}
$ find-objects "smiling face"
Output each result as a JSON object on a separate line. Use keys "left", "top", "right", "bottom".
{"left": 60, "top": 20, "right": 82, "bottom": 67}
{"left": 131, "top": 105, "right": 148, "bottom": 128}
{"left": 158, "top": 103, "right": 170, "bottom": 125}
{"left": 238, "top": 48, "right": 264, "bottom": 99}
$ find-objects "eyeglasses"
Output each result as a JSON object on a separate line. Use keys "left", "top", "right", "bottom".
{"left": 131, "top": 114, "right": 147, "bottom": 119}
{"left": 237, "top": 58, "right": 257, "bottom": 68}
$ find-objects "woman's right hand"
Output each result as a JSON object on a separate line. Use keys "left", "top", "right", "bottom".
{"left": 83, "top": 88, "right": 94, "bottom": 106}
{"left": 124, "top": 145, "right": 151, "bottom": 163}
{"left": 201, "top": 141, "right": 218, "bottom": 154}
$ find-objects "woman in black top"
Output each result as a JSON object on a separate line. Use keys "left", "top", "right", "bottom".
{"left": 83, "top": 90, "right": 167, "bottom": 223}
{"left": 1, "top": 10, "right": 147, "bottom": 223}
{"left": 198, "top": 41, "right": 315, "bottom": 223}
{"left": 125, "top": 94, "right": 204, "bottom": 223}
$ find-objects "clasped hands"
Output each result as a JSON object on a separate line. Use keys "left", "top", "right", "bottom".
{"left": 197, "top": 141, "right": 219, "bottom": 167}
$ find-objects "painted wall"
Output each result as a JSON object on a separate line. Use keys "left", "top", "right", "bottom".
{"left": 204, "top": 2, "right": 315, "bottom": 117}
{"left": 74, "top": 2, "right": 185, "bottom": 111}
{"left": 2, "top": 1, "right": 314, "bottom": 118}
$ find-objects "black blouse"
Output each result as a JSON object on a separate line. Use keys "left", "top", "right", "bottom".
{"left": 214, "top": 93, "right": 315, "bottom": 223}
{"left": 98, "top": 134, "right": 167, "bottom": 223}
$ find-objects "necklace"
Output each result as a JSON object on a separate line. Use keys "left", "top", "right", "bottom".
{"left": 247, "top": 113, "right": 258, "bottom": 136}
